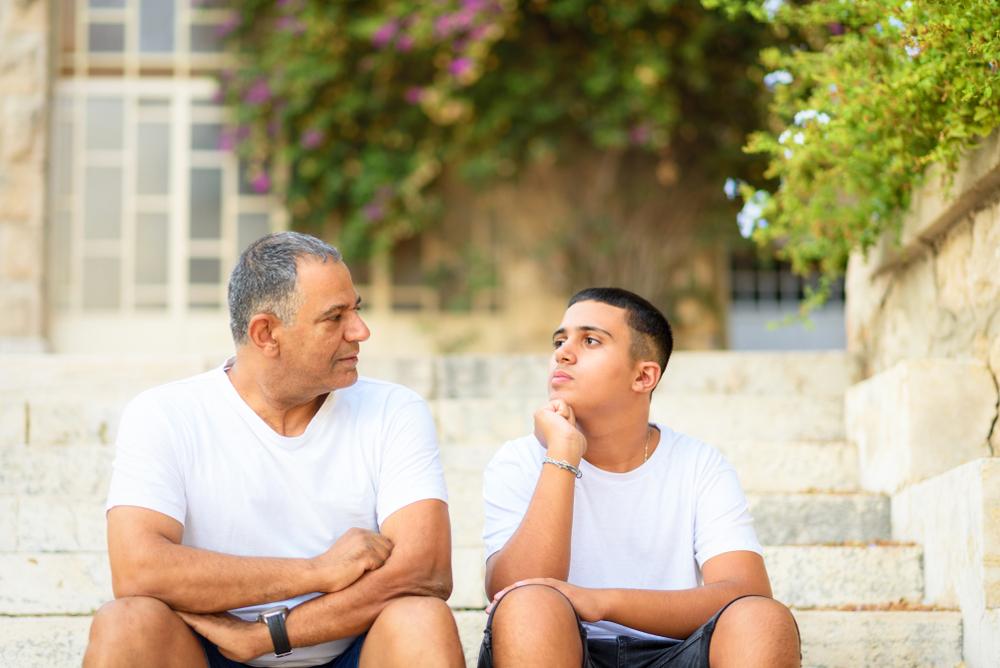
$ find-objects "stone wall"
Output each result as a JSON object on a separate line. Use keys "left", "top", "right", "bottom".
{"left": 847, "top": 130, "right": 1000, "bottom": 452}
{"left": 0, "top": 0, "right": 49, "bottom": 352}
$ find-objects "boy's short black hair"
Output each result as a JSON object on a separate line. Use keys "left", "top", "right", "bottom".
{"left": 568, "top": 287, "right": 673, "bottom": 377}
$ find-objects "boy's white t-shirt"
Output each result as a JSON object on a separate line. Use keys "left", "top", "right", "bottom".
{"left": 482, "top": 424, "right": 762, "bottom": 641}
{"left": 106, "top": 364, "right": 448, "bottom": 668}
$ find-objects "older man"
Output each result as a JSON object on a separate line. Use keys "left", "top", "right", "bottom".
{"left": 84, "top": 232, "right": 464, "bottom": 668}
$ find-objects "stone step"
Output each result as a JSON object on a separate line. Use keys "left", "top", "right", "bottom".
{"left": 0, "top": 608, "right": 959, "bottom": 668}
{"left": 0, "top": 543, "right": 922, "bottom": 616}
{"left": 0, "top": 482, "right": 888, "bottom": 554}
{"left": 434, "top": 393, "right": 845, "bottom": 446}
{"left": 0, "top": 446, "right": 112, "bottom": 496}
{"left": 0, "top": 351, "right": 857, "bottom": 398}
{"left": 447, "top": 544, "right": 923, "bottom": 610}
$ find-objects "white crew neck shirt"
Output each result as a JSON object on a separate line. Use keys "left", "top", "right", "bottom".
{"left": 107, "top": 363, "right": 447, "bottom": 667}
{"left": 483, "top": 424, "right": 762, "bottom": 641}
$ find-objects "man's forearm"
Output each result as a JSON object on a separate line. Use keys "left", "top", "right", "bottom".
{"left": 112, "top": 538, "right": 319, "bottom": 613}
{"left": 284, "top": 544, "right": 451, "bottom": 647}
{"left": 600, "top": 581, "right": 773, "bottom": 639}
{"left": 487, "top": 464, "right": 577, "bottom": 597}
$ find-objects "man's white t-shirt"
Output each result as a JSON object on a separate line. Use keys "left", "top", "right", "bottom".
{"left": 482, "top": 424, "right": 762, "bottom": 641}
{"left": 106, "top": 364, "right": 448, "bottom": 667}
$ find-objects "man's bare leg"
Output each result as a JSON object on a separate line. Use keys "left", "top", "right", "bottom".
{"left": 490, "top": 584, "right": 583, "bottom": 668}
{"left": 82, "top": 596, "right": 209, "bottom": 668}
{"left": 359, "top": 595, "right": 464, "bottom": 668}
{"left": 709, "top": 596, "right": 800, "bottom": 668}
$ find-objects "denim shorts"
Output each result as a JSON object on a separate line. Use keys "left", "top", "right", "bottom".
{"left": 198, "top": 633, "right": 365, "bottom": 668}
{"left": 477, "top": 591, "right": 760, "bottom": 668}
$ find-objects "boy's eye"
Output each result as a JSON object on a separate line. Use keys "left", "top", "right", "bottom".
{"left": 552, "top": 339, "right": 565, "bottom": 348}
{"left": 585, "top": 336, "right": 599, "bottom": 344}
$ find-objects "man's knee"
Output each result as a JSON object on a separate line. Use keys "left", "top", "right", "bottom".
{"left": 377, "top": 595, "right": 455, "bottom": 632}
{"left": 491, "top": 584, "right": 579, "bottom": 636}
{"left": 90, "top": 597, "right": 177, "bottom": 643}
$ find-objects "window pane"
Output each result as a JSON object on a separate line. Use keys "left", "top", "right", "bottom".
{"left": 84, "top": 166, "right": 122, "bottom": 239}
{"left": 237, "top": 213, "right": 269, "bottom": 253}
{"left": 88, "top": 23, "right": 125, "bottom": 53}
{"left": 90, "top": 0, "right": 126, "bottom": 7}
{"left": 191, "top": 123, "right": 222, "bottom": 150}
{"left": 189, "top": 257, "right": 221, "bottom": 284}
{"left": 83, "top": 257, "right": 121, "bottom": 309}
{"left": 86, "top": 97, "right": 123, "bottom": 150}
{"left": 140, "top": 0, "right": 175, "bottom": 52}
{"left": 135, "top": 214, "right": 169, "bottom": 284}
{"left": 137, "top": 123, "right": 170, "bottom": 194}
{"left": 190, "top": 24, "right": 222, "bottom": 53}
{"left": 189, "top": 168, "right": 222, "bottom": 239}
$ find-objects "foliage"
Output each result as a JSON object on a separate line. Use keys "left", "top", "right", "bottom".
{"left": 219, "top": 0, "right": 771, "bottom": 260}
{"left": 707, "top": 0, "right": 1000, "bottom": 310}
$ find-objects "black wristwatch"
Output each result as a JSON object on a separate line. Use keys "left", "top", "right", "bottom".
{"left": 257, "top": 606, "right": 292, "bottom": 657}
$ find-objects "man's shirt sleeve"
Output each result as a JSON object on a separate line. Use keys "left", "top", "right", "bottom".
{"left": 692, "top": 446, "right": 763, "bottom": 567}
{"left": 105, "top": 392, "right": 187, "bottom": 525}
{"left": 375, "top": 396, "right": 448, "bottom": 527}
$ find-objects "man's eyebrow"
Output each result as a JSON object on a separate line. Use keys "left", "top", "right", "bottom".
{"left": 551, "top": 325, "right": 614, "bottom": 339}
{"left": 316, "top": 295, "right": 362, "bottom": 321}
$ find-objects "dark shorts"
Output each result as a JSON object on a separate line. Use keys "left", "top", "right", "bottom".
{"left": 198, "top": 632, "right": 365, "bottom": 668}
{"left": 477, "top": 591, "right": 771, "bottom": 668}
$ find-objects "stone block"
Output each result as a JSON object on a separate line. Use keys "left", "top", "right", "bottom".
{"left": 0, "top": 445, "right": 113, "bottom": 496}
{"left": 432, "top": 398, "right": 537, "bottom": 446}
{"left": 892, "top": 458, "right": 1000, "bottom": 611}
{"left": 765, "top": 545, "right": 923, "bottom": 608}
{"left": 16, "top": 496, "right": 106, "bottom": 552}
{"left": 846, "top": 358, "right": 997, "bottom": 493}
{"left": 449, "top": 546, "right": 487, "bottom": 609}
{"left": 659, "top": 352, "right": 858, "bottom": 398}
{"left": 445, "top": 466, "right": 485, "bottom": 549}
{"left": 0, "top": 394, "right": 26, "bottom": 445}
{"left": 651, "top": 394, "right": 844, "bottom": 444}
{"left": 1, "top": 95, "right": 43, "bottom": 163}
{"left": 454, "top": 610, "right": 487, "bottom": 666}
{"left": 434, "top": 355, "right": 549, "bottom": 399}
{"left": 0, "top": 495, "right": 16, "bottom": 550}
{"left": 717, "top": 440, "right": 858, "bottom": 493}
{"left": 749, "top": 493, "right": 889, "bottom": 545}
{"left": 26, "top": 392, "right": 128, "bottom": 445}
{"left": 0, "top": 221, "right": 41, "bottom": 282}
{"left": 358, "top": 357, "right": 435, "bottom": 398}
{"left": 964, "top": 606, "right": 1000, "bottom": 668}
{"left": 795, "top": 610, "right": 962, "bottom": 668}
{"left": 0, "top": 34, "right": 45, "bottom": 96}
{"left": 0, "top": 616, "right": 91, "bottom": 668}
{"left": 0, "top": 552, "right": 111, "bottom": 614}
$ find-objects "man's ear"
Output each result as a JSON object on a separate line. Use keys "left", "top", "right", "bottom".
{"left": 246, "top": 313, "right": 282, "bottom": 357}
{"left": 632, "top": 360, "right": 661, "bottom": 395}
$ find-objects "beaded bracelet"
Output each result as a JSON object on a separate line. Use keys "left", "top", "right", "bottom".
{"left": 543, "top": 456, "right": 583, "bottom": 479}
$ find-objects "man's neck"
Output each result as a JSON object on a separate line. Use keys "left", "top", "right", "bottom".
{"left": 226, "top": 357, "right": 326, "bottom": 437}
{"left": 577, "top": 407, "right": 658, "bottom": 473}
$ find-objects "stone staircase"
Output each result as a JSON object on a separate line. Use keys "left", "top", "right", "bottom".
{"left": 0, "top": 352, "right": 964, "bottom": 666}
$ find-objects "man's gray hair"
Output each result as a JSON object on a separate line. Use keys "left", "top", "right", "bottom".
{"left": 228, "top": 231, "right": 342, "bottom": 344}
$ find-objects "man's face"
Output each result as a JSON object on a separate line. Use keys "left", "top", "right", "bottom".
{"left": 548, "top": 300, "right": 639, "bottom": 411}
{"left": 276, "top": 257, "right": 370, "bottom": 394}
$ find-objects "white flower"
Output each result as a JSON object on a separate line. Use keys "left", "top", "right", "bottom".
{"left": 762, "top": 0, "right": 784, "bottom": 21}
{"left": 888, "top": 16, "right": 905, "bottom": 30}
{"left": 905, "top": 40, "right": 921, "bottom": 58}
{"left": 784, "top": 148, "right": 794, "bottom": 159}
{"left": 817, "top": 112, "right": 831, "bottom": 125}
{"left": 736, "top": 190, "right": 770, "bottom": 238}
{"left": 764, "top": 70, "right": 794, "bottom": 90}
{"left": 724, "top": 178, "right": 739, "bottom": 200}
{"left": 778, "top": 129, "right": 792, "bottom": 144}
{"left": 793, "top": 132, "right": 805, "bottom": 145}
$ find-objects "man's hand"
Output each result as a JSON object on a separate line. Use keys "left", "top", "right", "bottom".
{"left": 533, "top": 400, "right": 587, "bottom": 465}
{"left": 310, "top": 528, "right": 394, "bottom": 593}
{"left": 488, "top": 578, "right": 606, "bottom": 623}
{"left": 177, "top": 611, "right": 270, "bottom": 663}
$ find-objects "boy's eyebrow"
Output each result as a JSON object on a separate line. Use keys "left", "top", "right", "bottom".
{"left": 551, "top": 325, "right": 615, "bottom": 340}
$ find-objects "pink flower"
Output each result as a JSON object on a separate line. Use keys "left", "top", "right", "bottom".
{"left": 251, "top": 172, "right": 271, "bottom": 194}
{"left": 219, "top": 128, "right": 236, "bottom": 151}
{"left": 301, "top": 128, "right": 324, "bottom": 149}
{"left": 449, "top": 57, "right": 472, "bottom": 77}
{"left": 362, "top": 202, "right": 385, "bottom": 222}
{"left": 372, "top": 21, "right": 399, "bottom": 48}
{"left": 396, "top": 35, "right": 415, "bottom": 52}
{"left": 215, "top": 14, "right": 240, "bottom": 39}
{"left": 629, "top": 123, "right": 652, "bottom": 146}
{"left": 404, "top": 87, "right": 425, "bottom": 104}
{"left": 244, "top": 79, "right": 272, "bottom": 105}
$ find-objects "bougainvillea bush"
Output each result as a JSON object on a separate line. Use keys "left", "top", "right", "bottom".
{"left": 710, "top": 0, "right": 1000, "bottom": 309}
{"left": 219, "top": 0, "right": 771, "bottom": 258}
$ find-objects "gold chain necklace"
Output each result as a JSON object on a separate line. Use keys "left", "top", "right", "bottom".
{"left": 642, "top": 425, "right": 653, "bottom": 463}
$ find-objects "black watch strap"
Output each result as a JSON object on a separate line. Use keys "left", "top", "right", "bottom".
{"left": 260, "top": 608, "right": 292, "bottom": 657}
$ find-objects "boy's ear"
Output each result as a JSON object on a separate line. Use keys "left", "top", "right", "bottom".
{"left": 632, "top": 360, "right": 661, "bottom": 394}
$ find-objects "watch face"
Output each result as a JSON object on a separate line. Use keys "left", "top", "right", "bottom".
{"left": 258, "top": 606, "right": 289, "bottom": 622}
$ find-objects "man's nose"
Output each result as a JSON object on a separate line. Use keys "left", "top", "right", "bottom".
{"left": 347, "top": 312, "right": 371, "bottom": 342}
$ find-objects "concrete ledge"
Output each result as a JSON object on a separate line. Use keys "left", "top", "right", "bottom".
{"left": 846, "top": 358, "right": 997, "bottom": 494}
{"left": 893, "top": 457, "right": 1000, "bottom": 666}
{"left": 872, "top": 129, "right": 1000, "bottom": 274}
{"left": 0, "top": 616, "right": 91, "bottom": 667}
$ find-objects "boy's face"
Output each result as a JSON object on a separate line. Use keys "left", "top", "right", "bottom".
{"left": 548, "top": 300, "right": 640, "bottom": 412}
